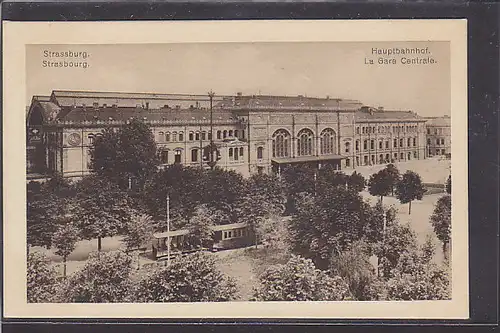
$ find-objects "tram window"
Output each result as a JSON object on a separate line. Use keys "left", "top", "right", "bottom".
{"left": 228, "top": 231, "right": 232, "bottom": 238}
{"left": 224, "top": 231, "right": 227, "bottom": 239}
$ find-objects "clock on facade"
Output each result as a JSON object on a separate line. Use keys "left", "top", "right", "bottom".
{"left": 67, "top": 133, "right": 81, "bottom": 146}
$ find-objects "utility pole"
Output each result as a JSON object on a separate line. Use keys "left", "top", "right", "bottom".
{"left": 166, "top": 194, "right": 171, "bottom": 267}
{"left": 208, "top": 91, "right": 216, "bottom": 170}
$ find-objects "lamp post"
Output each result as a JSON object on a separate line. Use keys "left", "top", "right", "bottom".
{"left": 166, "top": 194, "right": 171, "bottom": 267}
{"left": 208, "top": 91, "right": 216, "bottom": 170}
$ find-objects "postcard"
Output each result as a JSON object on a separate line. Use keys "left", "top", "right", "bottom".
{"left": 3, "top": 19, "right": 468, "bottom": 319}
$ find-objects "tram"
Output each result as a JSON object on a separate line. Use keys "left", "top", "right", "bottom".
{"left": 151, "top": 222, "right": 254, "bottom": 260}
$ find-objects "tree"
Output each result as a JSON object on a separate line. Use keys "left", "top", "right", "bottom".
{"left": 59, "top": 251, "right": 134, "bottom": 303}
{"left": 143, "top": 164, "right": 206, "bottom": 229}
{"left": 90, "top": 119, "right": 159, "bottom": 189}
{"left": 52, "top": 221, "right": 80, "bottom": 278}
{"left": 72, "top": 175, "right": 132, "bottom": 251}
{"left": 430, "top": 195, "right": 452, "bottom": 259}
{"left": 385, "top": 163, "right": 401, "bottom": 195}
{"left": 204, "top": 167, "right": 247, "bottom": 220}
{"left": 384, "top": 241, "right": 450, "bottom": 300}
{"left": 368, "top": 169, "right": 393, "bottom": 203}
{"left": 247, "top": 173, "right": 287, "bottom": 214}
{"left": 348, "top": 171, "right": 366, "bottom": 192}
{"left": 316, "top": 166, "right": 349, "bottom": 194}
{"left": 185, "top": 205, "right": 216, "bottom": 249}
{"left": 330, "top": 241, "right": 378, "bottom": 300}
{"left": 27, "top": 252, "right": 59, "bottom": 303}
{"left": 123, "top": 213, "right": 154, "bottom": 269}
{"left": 446, "top": 175, "right": 451, "bottom": 194}
{"left": 136, "top": 252, "right": 237, "bottom": 302}
{"left": 281, "top": 164, "right": 316, "bottom": 212}
{"left": 27, "top": 174, "right": 75, "bottom": 250}
{"left": 395, "top": 171, "right": 426, "bottom": 214}
{"left": 374, "top": 222, "right": 420, "bottom": 278}
{"left": 252, "top": 255, "right": 350, "bottom": 301}
{"left": 289, "top": 188, "right": 374, "bottom": 269}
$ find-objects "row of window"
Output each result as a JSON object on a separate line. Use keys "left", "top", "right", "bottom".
{"left": 427, "top": 128, "right": 447, "bottom": 135}
{"left": 158, "top": 146, "right": 247, "bottom": 164}
{"left": 427, "top": 138, "right": 446, "bottom": 145}
{"left": 356, "top": 124, "right": 419, "bottom": 135}
{"left": 355, "top": 137, "right": 418, "bottom": 151}
{"left": 228, "top": 147, "right": 244, "bottom": 161}
{"left": 222, "top": 228, "right": 248, "bottom": 240}
{"left": 355, "top": 151, "right": 419, "bottom": 166}
{"left": 155, "top": 129, "right": 246, "bottom": 143}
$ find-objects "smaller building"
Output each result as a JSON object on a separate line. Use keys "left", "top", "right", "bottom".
{"left": 425, "top": 116, "right": 451, "bottom": 157}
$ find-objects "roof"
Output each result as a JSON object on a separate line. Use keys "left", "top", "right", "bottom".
{"left": 217, "top": 94, "right": 363, "bottom": 111}
{"left": 210, "top": 222, "right": 248, "bottom": 232}
{"left": 153, "top": 229, "right": 190, "bottom": 238}
{"left": 271, "top": 154, "right": 345, "bottom": 164}
{"left": 425, "top": 116, "right": 451, "bottom": 127}
{"left": 355, "top": 108, "right": 423, "bottom": 122}
{"left": 61, "top": 107, "right": 238, "bottom": 123}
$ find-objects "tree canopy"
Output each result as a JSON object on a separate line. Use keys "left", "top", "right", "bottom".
{"left": 72, "top": 175, "right": 132, "bottom": 251}
{"left": 252, "top": 255, "right": 350, "bottom": 301}
{"left": 136, "top": 252, "right": 237, "bottom": 302}
{"left": 395, "top": 170, "right": 426, "bottom": 214}
{"left": 27, "top": 252, "right": 59, "bottom": 303}
{"left": 60, "top": 251, "right": 134, "bottom": 303}
{"left": 430, "top": 195, "right": 452, "bottom": 255}
{"left": 368, "top": 169, "right": 393, "bottom": 202}
{"left": 289, "top": 187, "right": 376, "bottom": 269}
{"left": 90, "top": 119, "right": 159, "bottom": 189}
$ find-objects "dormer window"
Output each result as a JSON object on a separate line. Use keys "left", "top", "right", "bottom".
{"left": 93, "top": 102, "right": 99, "bottom": 108}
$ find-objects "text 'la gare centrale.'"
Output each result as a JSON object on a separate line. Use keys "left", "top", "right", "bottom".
{"left": 365, "top": 47, "right": 438, "bottom": 65}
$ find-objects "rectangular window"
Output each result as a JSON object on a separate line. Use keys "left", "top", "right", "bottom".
{"left": 400, "top": 139, "right": 404, "bottom": 147}
{"left": 179, "top": 133, "right": 184, "bottom": 141}
{"left": 379, "top": 141, "right": 382, "bottom": 149}
{"left": 257, "top": 147, "right": 263, "bottom": 159}
{"left": 394, "top": 139, "right": 397, "bottom": 148}
{"left": 202, "top": 132, "right": 206, "bottom": 140}
{"left": 240, "top": 147, "right": 244, "bottom": 156}
{"left": 363, "top": 140, "right": 367, "bottom": 150}
{"left": 195, "top": 133, "right": 200, "bottom": 141}
{"left": 229, "top": 148, "right": 233, "bottom": 158}
{"left": 160, "top": 150, "right": 169, "bottom": 164}
{"left": 191, "top": 149, "right": 198, "bottom": 162}
{"left": 166, "top": 133, "right": 171, "bottom": 142}
{"left": 385, "top": 141, "right": 389, "bottom": 149}
{"left": 189, "top": 133, "right": 194, "bottom": 141}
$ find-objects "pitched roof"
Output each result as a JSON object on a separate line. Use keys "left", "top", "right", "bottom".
{"left": 355, "top": 108, "right": 423, "bottom": 122}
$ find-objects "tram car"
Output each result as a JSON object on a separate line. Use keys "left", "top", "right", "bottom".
{"left": 151, "top": 222, "right": 254, "bottom": 260}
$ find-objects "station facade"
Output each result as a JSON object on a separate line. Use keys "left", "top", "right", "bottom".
{"left": 26, "top": 90, "right": 441, "bottom": 179}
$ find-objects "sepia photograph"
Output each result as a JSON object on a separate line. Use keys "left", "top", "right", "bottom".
{"left": 3, "top": 20, "right": 468, "bottom": 319}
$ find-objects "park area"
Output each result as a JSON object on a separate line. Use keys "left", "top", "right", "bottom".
{"left": 31, "top": 158, "right": 450, "bottom": 298}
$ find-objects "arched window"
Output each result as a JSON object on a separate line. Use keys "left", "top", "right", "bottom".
{"left": 195, "top": 132, "right": 200, "bottom": 141}
{"left": 356, "top": 127, "right": 360, "bottom": 135}
{"left": 407, "top": 138, "right": 411, "bottom": 147}
{"left": 172, "top": 132, "right": 178, "bottom": 142}
{"left": 355, "top": 140, "right": 360, "bottom": 151}
{"left": 165, "top": 132, "right": 171, "bottom": 142}
{"left": 189, "top": 132, "right": 194, "bottom": 141}
{"left": 272, "top": 129, "right": 291, "bottom": 158}
{"left": 413, "top": 138, "right": 417, "bottom": 147}
{"left": 201, "top": 132, "right": 207, "bottom": 141}
{"left": 378, "top": 140, "right": 383, "bottom": 149}
{"left": 88, "top": 133, "right": 95, "bottom": 144}
{"left": 370, "top": 139, "right": 375, "bottom": 150}
{"left": 223, "top": 130, "right": 228, "bottom": 139}
{"left": 159, "top": 149, "right": 169, "bottom": 164}
{"left": 379, "top": 154, "right": 384, "bottom": 163}
{"left": 158, "top": 132, "right": 164, "bottom": 142}
{"left": 345, "top": 142, "right": 350, "bottom": 154}
{"left": 363, "top": 140, "right": 368, "bottom": 150}
{"left": 399, "top": 138, "right": 404, "bottom": 147}
{"left": 178, "top": 132, "right": 184, "bottom": 142}
{"left": 320, "top": 128, "right": 335, "bottom": 155}
{"left": 385, "top": 141, "right": 389, "bottom": 149}
{"left": 229, "top": 130, "right": 233, "bottom": 137}
{"left": 174, "top": 150, "right": 182, "bottom": 164}
{"left": 217, "top": 130, "right": 222, "bottom": 139}
{"left": 257, "top": 147, "right": 264, "bottom": 159}
{"left": 229, "top": 148, "right": 233, "bottom": 158}
{"left": 298, "top": 128, "right": 315, "bottom": 156}
{"left": 234, "top": 130, "right": 239, "bottom": 138}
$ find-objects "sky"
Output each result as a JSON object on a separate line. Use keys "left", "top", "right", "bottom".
{"left": 26, "top": 41, "right": 450, "bottom": 117}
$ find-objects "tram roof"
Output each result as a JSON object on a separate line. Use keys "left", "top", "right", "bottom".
{"left": 210, "top": 222, "right": 248, "bottom": 232}
{"left": 153, "top": 229, "right": 190, "bottom": 239}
